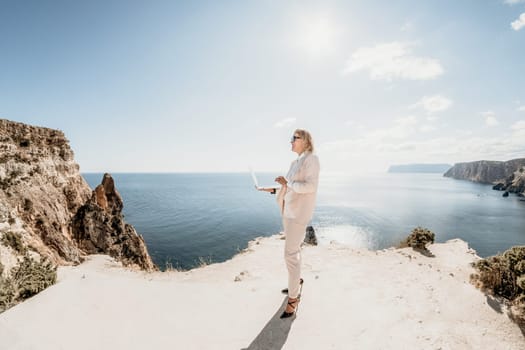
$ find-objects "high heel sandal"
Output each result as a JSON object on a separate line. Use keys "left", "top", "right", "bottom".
{"left": 281, "top": 278, "right": 304, "bottom": 295}
{"left": 280, "top": 297, "right": 300, "bottom": 319}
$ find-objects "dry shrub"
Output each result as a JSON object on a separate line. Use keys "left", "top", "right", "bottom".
{"left": 0, "top": 255, "right": 57, "bottom": 313}
{"left": 472, "top": 247, "right": 525, "bottom": 299}
{"left": 1, "top": 231, "right": 27, "bottom": 255}
{"left": 399, "top": 227, "right": 435, "bottom": 255}
{"left": 197, "top": 256, "right": 212, "bottom": 268}
{"left": 471, "top": 246, "right": 525, "bottom": 329}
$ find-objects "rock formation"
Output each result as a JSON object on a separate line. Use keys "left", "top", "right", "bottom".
{"left": 444, "top": 158, "right": 525, "bottom": 184}
{"left": 304, "top": 226, "right": 318, "bottom": 245}
{"left": 72, "top": 173, "right": 156, "bottom": 270}
{"left": 444, "top": 158, "right": 525, "bottom": 197}
{"left": 0, "top": 119, "right": 156, "bottom": 274}
{"left": 499, "top": 167, "right": 525, "bottom": 197}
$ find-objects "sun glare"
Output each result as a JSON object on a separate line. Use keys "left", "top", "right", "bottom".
{"left": 293, "top": 13, "right": 339, "bottom": 57}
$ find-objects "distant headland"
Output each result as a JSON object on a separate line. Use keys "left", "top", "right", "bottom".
{"left": 388, "top": 163, "right": 452, "bottom": 174}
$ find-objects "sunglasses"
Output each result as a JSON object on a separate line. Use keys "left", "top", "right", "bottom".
{"left": 291, "top": 135, "right": 302, "bottom": 142}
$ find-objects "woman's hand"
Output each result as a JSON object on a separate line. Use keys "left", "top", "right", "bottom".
{"left": 257, "top": 187, "right": 275, "bottom": 193}
{"left": 275, "top": 176, "right": 288, "bottom": 186}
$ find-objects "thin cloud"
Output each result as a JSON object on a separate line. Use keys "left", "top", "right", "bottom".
{"left": 486, "top": 116, "right": 500, "bottom": 127}
{"left": 411, "top": 95, "right": 453, "bottom": 113}
{"left": 483, "top": 111, "right": 499, "bottom": 127}
{"left": 505, "top": 0, "right": 525, "bottom": 4}
{"left": 274, "top": 117, "right": 296, "bottom": 128}
{"left": 420, "top": 125, "right": 436, "bottom": 132}
{"left": 511, "top": 13, "right": 525, "bottom": 31}
{"left": 321, "top": 131, "right": 524, "bottom": 171}
{"left": 512, "top": 120, "right": 525, "bottom": 130}
{"left": 320, "top": 113, "right": 525, "bottom": 173}
{"left": 510, "top": 121, "right": 525, "bottom": 155}
{"left": 325, "top": 116, "right": 419, "bottom": 151}
{"left": 342, "top": 42, "right": 444, "bottom": 81}
{"left": 400, "top": 21, "right": 414, "bottom": 32}
{"left": 396, "top": 115, "right": 418, "bottom": 125}
{"left": 517, "top": 105, "right": 525, "bottom": 112}
{"left": 364, "top": 115, "right": 418, "bottom": 140}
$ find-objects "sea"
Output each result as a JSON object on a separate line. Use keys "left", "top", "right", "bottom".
{"left": 82, "top": 172, "right": 525, "bottom": 270}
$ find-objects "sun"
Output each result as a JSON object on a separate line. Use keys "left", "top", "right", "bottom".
{"left": 292, "top": 13, "right": 339, "bottom": 57}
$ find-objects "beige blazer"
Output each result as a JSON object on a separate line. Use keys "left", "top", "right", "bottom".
{"left": 277, "top": 152, "right": 320, "bottom": 225}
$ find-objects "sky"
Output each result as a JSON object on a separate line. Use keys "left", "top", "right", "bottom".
{"left": 1, "top": 0, "right": 524, "bottom": 173}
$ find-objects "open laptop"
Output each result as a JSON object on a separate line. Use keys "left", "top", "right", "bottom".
{"left": 250, "top": 168, "right": 280, "bottom": 191}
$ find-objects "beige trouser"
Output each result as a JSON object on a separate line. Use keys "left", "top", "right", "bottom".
{"left": 283, "top": 218, "right": 307, "bottom": 299}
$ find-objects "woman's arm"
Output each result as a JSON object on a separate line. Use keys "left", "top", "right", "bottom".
{"left": 258, "top": 187, "right": 277, "bottom": 194}
{"left": 290, "top": 155, "right": 320, "bottom": 194}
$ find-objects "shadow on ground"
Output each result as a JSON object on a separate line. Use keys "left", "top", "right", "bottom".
{"left": 413, "top": 247, "right": 435, "bottom": 258}
{"left": 486, "top": 295, "right": 503, "bottom": 314}
{"left": 242, "top": 297, "right": 296, "bottom": 350}
{"left": 485, "top": 294, "right": 525, "bottom": 337}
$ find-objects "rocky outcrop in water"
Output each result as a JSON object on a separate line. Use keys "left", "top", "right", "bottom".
{"left": 508, "top": 173, "right": 525, "bottom": 196}
{"left": 493, "top": 168, "right": 525, "bottom": 198}
{"left": 0, "top": 119, "right": 156, "bottom": 275}
{"left": 72, "top": 174, "right": 156, "bottom": 270}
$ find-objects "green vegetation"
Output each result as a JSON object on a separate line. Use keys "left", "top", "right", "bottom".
{"left": 471, "top": 246, "right": 525, "bottom": 328}
{"left": 0, "top": 255, "right": 57, "bottom": 313}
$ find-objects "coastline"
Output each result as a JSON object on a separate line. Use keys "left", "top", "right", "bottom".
{"left": 0, "top": 234, "right": 523, "bottom": 349}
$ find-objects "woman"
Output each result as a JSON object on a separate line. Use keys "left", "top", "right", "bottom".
{"left": 261, "top": 129, "right": 320, "bottom": 318}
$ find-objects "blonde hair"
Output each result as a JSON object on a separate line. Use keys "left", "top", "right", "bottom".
{"left": 294, "top": 129, "right": 314, "bottom": 153}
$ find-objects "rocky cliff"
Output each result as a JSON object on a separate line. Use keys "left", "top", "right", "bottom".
{"left": 494, "top": 167, "right": 525, "bottom": 197}
{"left": 0, "top": 119, "right": 156, "bottom": 277}
{"left": 444, "top": 158, "right": 525, "bottom": 196}
{"left": 72, "top": 174, "right": 155, "bottom": 269}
